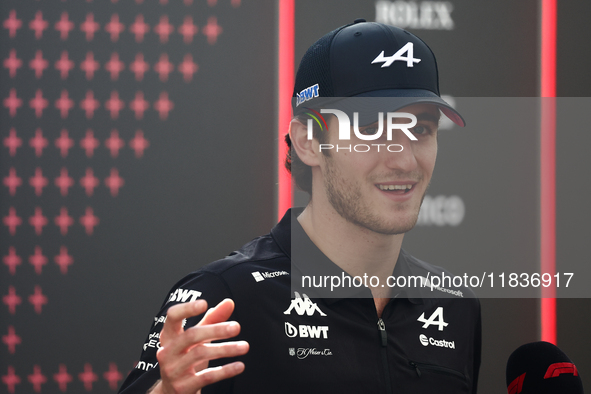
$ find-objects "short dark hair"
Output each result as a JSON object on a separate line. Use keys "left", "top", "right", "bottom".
{"left": 284, "top": 114, "right": 329, "bottom": 195}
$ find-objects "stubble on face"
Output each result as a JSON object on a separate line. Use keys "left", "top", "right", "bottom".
{"left": 323, "top": 153, "right": 426, "bottom": 235}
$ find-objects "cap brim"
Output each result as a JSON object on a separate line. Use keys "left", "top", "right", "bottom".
{"left": 339, "top": 89, "right": 465, "bottom": 127}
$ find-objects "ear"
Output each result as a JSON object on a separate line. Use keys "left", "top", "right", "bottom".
{"left": 289, "top": 119, "right": 323, "bottom": 167}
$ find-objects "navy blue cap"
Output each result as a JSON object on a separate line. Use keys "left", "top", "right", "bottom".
{"left": 292, "top": 19, "right": 465, "bottom": 127}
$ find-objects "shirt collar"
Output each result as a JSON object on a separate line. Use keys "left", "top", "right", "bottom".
{"left": 271, "top": 208, "right": 424, "bottom": 304}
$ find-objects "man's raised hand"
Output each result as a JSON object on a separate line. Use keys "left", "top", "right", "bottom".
{"left": 151, "top": 299, "right": 249, "bottom": 394}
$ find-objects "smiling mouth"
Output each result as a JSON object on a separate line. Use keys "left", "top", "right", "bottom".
{"left": 376, "top": 184, "right": 414, "bottom": 194}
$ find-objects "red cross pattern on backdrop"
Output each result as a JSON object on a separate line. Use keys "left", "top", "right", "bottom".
{"left": 2, "top": 1, "right": 239, "bottom": 392}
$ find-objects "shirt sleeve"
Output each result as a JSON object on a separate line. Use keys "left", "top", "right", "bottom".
{"left": 118, "top": 270, "right": 234, "bottom": 394}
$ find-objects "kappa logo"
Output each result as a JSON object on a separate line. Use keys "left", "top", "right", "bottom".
{"left": 251, "top": 270, "right": 289, "bottom": 282}
{"left": 283, "top": 292, "right": 326, "bottom": 316}
{"left": 284, "top": 322, "right": 329, "bottom": 339}
{"left": 371, "top": 42, "right": 421, "bottom": 68}
{"left": 296, "top": 84, "right": 319, "bottom": 106}
{"left": 167, "top": 288, "right": 202, "bottom": 304}
{"left": 417, "top": 306, "right": 448, "bottom": 331}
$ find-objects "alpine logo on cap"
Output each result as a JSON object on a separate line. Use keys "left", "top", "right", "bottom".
{"left": 296, "top": 84, "right": 320, "bottom": 106}
{"left": 371, "top": 42, "right": 421, "bottom": 68}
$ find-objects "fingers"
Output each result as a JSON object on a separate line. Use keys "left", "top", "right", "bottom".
{"left": 158, "top": 340, "right": 249, "bottom": 384}
{"left": 160, "top": 362, "right": 245, "bottom": 394}
{"left": 156, "top": 298, "right": 249, "bottom": 393}
{"left": 164, "top": 321, "right": 242, "bottom": 356}
{"left": 161, "top": 300, "right": 209, "bottom": 345}
{"left": 199, "top": 298, "right": 235, "bottom": 326}
{"left": 193, "top": 361, "right": 245, "bottom": 387}
{"left": 188, "top": 341, "right": 249, "bottom": 363}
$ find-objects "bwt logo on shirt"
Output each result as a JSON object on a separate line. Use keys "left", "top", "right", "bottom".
{"left": 167, "top": 288, "right": 202, "bottom": 304}
{"left": 285, "top": 322, "right": 329, "bottom": 339}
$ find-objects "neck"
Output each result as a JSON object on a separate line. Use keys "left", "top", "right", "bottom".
{"left": 297, "top": 201, "right": 404, "bottom": 300}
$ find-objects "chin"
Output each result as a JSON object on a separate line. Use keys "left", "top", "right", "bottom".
{"left": 370, "top": 219, "right": 418, "bottom": 235}
{"left": 351, "top": 210, "right": 420, "bottom": 235}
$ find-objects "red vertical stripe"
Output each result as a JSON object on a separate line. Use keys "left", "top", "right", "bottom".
{"left": 277, "top": 0, "right": 295, "bottom": 220}
{"left": 541, "top": 0, "right": 557, "bottom": 97}
{"left": 540, "top": 0, "right": 557, "bottom": 345}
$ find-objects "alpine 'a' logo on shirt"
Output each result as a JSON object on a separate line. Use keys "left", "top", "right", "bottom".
{"left": 417, "top": 306, "right": 448, "bottom": 331}
{"left": 283, "top": 292, "right": 326, "bottom": 316}
{"left": 371, "top": 42, "right": 421, "bottom": 68}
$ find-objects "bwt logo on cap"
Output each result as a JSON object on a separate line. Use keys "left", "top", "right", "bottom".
{"left": 296, "top": 84, "right": 320, "bottom": 106}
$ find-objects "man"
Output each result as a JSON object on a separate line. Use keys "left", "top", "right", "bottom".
{"left": 119, "top": 19, "right": 481, "bottom": 394}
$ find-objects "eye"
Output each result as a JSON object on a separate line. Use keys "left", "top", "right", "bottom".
{"left": 411, "top": 125, "right": 432, "bottom": 136}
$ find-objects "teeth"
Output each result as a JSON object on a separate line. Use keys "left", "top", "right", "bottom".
{"left": 378, "top": 184, "right": 412, "bottom": 191}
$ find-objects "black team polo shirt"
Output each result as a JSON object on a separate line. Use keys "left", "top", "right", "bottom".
{"left": 119, "top": 208, "right": 481, "bottom": 394}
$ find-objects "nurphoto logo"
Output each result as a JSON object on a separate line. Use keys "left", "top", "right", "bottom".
{"left": 305, "top": 109, "right": 419, "bottom": 153}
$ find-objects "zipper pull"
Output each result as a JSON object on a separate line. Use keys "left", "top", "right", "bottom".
{"left": 377, "top": 318, "right": 387, "bottom": 347}
{"left": 409, "top": 361, "right": 422, "bottom": 377}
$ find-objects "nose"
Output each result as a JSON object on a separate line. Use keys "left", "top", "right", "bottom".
{"left": 382, "top": 132, "right": 418, "bottom": 172}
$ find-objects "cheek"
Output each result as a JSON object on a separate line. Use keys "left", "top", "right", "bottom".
{"left": 413, "top": 143, "right": 437, "bottom": 174}
{"left": 349, "top": 153, "right": 383, "bottom": 177}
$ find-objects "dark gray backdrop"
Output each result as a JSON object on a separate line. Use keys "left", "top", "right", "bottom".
{"left": 1, "top": 1, "right": 275, "bottom": 392}
{"left": 1, "top": 1, "right": 589, "bottom": 393}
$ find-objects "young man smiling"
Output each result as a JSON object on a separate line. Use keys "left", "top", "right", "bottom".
{"left": 290, "top": 103, "right": 440, "bottom": 310}
{"left": 119, "top": 19, "right": 481, "bottom": 394}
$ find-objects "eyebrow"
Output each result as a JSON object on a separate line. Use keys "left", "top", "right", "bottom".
{"left": 414, "top": 112, "right": 441, "bottom": 124}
